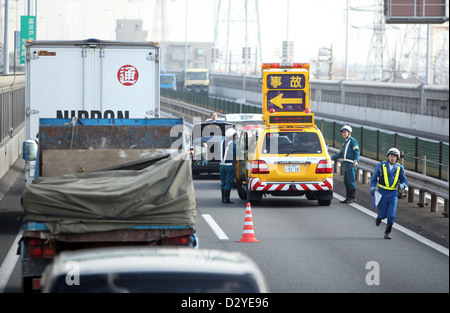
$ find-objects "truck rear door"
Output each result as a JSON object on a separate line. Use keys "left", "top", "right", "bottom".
{"left": 26, "top": 40, "right": 160, "bottom": 141}
{"left": 100, "top": 44, "right": 159, "bottom": 117}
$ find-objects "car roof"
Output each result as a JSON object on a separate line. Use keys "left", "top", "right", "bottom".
{"left": 225, "top": 113, "right": 263, "bottom": 122}
{"left": 44, "top": 247, "right": 266, "bottom": 278}
{"left": 259, "top": 125, "right": 319, "bottom": 133}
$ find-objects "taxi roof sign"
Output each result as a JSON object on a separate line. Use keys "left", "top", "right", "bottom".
{"left": 261, "top": 62, "right": 313, "bottom": 127}
{"left": 262, "top": 62, "right": 310, "bottom": 69}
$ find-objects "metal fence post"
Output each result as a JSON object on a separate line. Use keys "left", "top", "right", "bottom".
{"left": 439, "top": 141, "right": 443, "bottom": 179}
{"left": 360, "top": 127, "right": 364, "bottom": 157}
{"left": 415, "top": 137, "right": 419, "bottom": 172}
{"left": 332, "top": 122, "right": 336, "bottom": 147}
{"left": 376, "top": 130, "right": 380, "bottom": 161}
{"left": 422, "top": 155, "right": 427, "bottom": 176}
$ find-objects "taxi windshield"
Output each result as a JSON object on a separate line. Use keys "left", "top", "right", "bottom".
{"left": 262, "top": 131, "right": 322, "bottom": 155}
{"left": 186, "top": 71, "right": 208, "bottom": 80}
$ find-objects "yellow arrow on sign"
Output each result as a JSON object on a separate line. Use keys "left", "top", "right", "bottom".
{"left": 269, "top": 93, "right": 303, "bottom": 109}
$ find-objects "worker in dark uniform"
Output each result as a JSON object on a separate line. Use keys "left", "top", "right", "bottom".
{"left": 370, "top": 148, "right": 407, "bottom": 239}
{"left": 220, "top": 128, "right": 240, "bottom": 204}
{"left": 331, "top": 125, "right": 360, "bottom": 203}
{"left": 210, "top": 112, "right": 218, "bottom": 121}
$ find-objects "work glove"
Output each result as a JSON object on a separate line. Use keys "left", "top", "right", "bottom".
{"left": 351, "top": 160, "right": 358, "bottom": 168}
{"left": 370, "top": 187, "right": 375, "bottom": 196}
{"left": 399, "top": 183, "right": 406, "bottom": 190}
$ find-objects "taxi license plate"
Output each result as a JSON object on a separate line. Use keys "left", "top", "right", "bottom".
{"left": 285, "top": 165, "right": 300, "bottom": 173}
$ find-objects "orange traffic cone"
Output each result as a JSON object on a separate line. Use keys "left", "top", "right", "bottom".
{"left": 239, "top": 202, "right": 260, "bottom": 243}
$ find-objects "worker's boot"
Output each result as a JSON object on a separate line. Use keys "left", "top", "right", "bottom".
{"left": 343, "top": 189, "right": 356, "bottom": 203}
{"left": 384, "top": 225, "right": 392, "bottom": 239}
{"left": 349, "top": 188, "right": 356, "bottom": 202}
{"left": 340, "top": 188, "right": 350, "bottom": 203}
{"left": 221, "top": 189, "right": 225, "bottom": 203}
{"left": 375, "top": 217, "right": 382, "bottom": 226}
{"left": 224, "top": 190, "right": 234, "bottom": 204}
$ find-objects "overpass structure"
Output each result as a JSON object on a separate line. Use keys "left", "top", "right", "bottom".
{"left": 1, "top": 73, "right": 449, "bottom": 182}
{"left": 209, "top": 73, "right": 449, "bottom": 141}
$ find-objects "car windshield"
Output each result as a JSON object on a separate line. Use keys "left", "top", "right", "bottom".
{"left": 187, "top": 71, "right": 208, "bottom": 80}
{"left": 50, "top": 272, "right": 260, "bottom": 293}
{"left": 262, "top": 131, "right": 322, "bottom": 155}
{"left": 160, "top": 75, "right": 176, "bottom": 85}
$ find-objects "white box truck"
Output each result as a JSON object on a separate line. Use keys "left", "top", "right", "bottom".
{"left": 24, "top": 39, "right": 161, "bottom": 183}
{"left": 19, "top": 40, "right": 198, "bottom": 292}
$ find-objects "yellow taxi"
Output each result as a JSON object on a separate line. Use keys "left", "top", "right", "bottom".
{"left": 235, "top": 62, "right": 333, "bottom": 205}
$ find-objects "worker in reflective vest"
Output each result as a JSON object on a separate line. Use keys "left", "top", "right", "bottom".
{"left": 331, "top": 125, "right": 360, "bottom": 203}
{"left": 370, "top": 148, "right": 407, "bottom": 239}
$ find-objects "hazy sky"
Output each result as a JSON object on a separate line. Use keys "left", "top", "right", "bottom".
{"left": 4, "top": 0, "right": 447, "bottom": 77}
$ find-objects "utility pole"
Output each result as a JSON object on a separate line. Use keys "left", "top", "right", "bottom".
{"left": 213, "top": 0, "right": 261, "bottom": 73}
{"left": 3, "top": 0, "right": 9, "bottom": 74}
{"left": 286, "top": 0, "right": 289, "bottom": 62}
{"left": 365, "top": 0, "right": 386, "bottom": 81}
{"left": 345, "top": 0, "right": 349, "bottom": 80}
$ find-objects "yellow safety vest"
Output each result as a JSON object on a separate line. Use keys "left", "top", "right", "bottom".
{"left": 378, "top": 163, "right": 401, "bottom": 190}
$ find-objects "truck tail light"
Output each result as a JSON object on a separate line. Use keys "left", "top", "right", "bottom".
{"left": 252, "top": 160, "right": 269, "bottom": 174}
{"left": 32, "top": 278, "right": 42, "bottom": 291}
{"left": 316, "top": 160, "right": 332, "bottom": 174}
{"left": 163, "top": 236, "right": 190, "bottom": 246}
{"left": 28, "top": 238, "right": 56, "bottom": 258}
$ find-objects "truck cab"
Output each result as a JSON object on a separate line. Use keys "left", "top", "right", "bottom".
{"left": 236, "top": 62, "right": 333, "bottom": 205}
{"left": 160, "top": 73, "right": 177, "bottom": 90}
{"left": 178, "top": 68, "right": 209, "bottom": 94}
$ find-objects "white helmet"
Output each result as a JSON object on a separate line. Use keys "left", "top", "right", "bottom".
{"left": 340, "top": 125, "right": 352, "bottom": 133}
{"left": 225, "top": 128, "right": 237, "bottom": 138}
{"left": 387, "top": 147, "right": 401, "bottom": 159}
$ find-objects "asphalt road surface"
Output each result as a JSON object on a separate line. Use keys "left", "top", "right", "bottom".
{"left": 192, "top": 174, "right": 448, "bottom": 293}
{"left": 0, "top": 160, "right": 448, "bottom": 293}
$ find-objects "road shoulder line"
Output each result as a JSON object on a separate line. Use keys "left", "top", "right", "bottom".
{"left": 334, "top": 193, "right": 449, "bottom": 256}
{"left": 202, "top": 214, "right": 229, "bottom": 240}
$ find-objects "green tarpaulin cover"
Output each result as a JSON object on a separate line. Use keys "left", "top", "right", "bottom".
{"left": 22, "top": 154, "right": 196, "bottom": 234}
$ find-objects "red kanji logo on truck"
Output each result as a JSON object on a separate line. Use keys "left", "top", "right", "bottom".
{"left": 117, "top": 65, "right": 139, "bottom": 86}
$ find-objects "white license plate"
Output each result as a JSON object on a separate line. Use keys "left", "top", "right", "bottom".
{"left": 285, "top": 165, "right": 300, "bottom": 173}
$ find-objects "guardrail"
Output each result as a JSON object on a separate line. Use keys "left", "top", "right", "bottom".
{"left": 315, "top": 117, "right": 449, "bottom": 181}
{"left": 210, "top": 73, "right": 449, "bottom": 118}
{"left": 330, "top": 147, "right": 449, "bottom": 217}
{"left": 0, "top": 74, "right": 26, "bottom": 145}
{"left": 162, "top": 89, "right": 449, "bottom": 181}
{"left": 161, "top": 95, "right": 449, "bottom": 217}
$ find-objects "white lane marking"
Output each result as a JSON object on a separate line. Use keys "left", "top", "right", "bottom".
{"left": 202, "top": 214, "right": 229, "bottom": 240}
{"left": 334, "top": 193, "right": 449, "bottom": 256}
{"left": 0, "top": 230, "right": 22, "bottom": 293}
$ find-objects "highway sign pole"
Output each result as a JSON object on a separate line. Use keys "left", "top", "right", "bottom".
{"left": 3, "top": 0, "right": 9, "bottom": 74}
{"left": 20, "top": 16, "right": 36, "bottom": 65}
